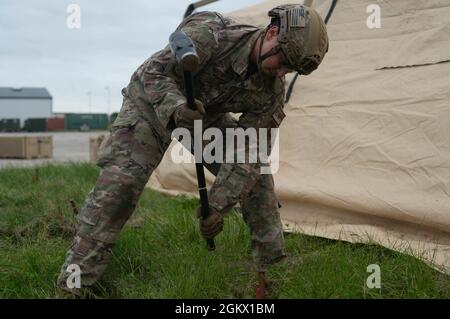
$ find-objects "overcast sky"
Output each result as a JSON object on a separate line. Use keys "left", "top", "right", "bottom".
{"left": 0, "top": 0, "right": 264, "bottom": 114}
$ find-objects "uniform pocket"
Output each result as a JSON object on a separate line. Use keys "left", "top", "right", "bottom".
{"left": 112, "top": 98, "right": 140, "bottom": 129}
{"left": 130, "top": 118, "right": 166, "bottom": 171}
{"left": 97, "top": 100, "right": 140, "bottom": 168}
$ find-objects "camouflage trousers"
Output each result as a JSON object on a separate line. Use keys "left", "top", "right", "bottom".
{"left": 57, "top": 97, "right": 285, "bottom": 292}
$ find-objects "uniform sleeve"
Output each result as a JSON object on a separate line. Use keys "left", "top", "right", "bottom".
{"left": 139, "top": 23, "right": 218, "bottom": 129}
{"left": 208, "top": 79, "right": 286, "bottom": 213}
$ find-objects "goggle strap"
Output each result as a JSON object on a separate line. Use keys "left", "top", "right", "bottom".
{"left": 260, "top": 45, "right": 281, "bottom": 62}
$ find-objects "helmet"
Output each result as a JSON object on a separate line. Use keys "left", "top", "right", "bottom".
{"left": 267, "top": 4, "right": 329, "bottom": 75}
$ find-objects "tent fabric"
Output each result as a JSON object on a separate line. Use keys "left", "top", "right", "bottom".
{"left": 148, "top": 0, "right": 450, "bottom": 274}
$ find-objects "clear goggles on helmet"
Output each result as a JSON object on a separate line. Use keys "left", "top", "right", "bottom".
{"left": 296, "top": 56, "right": 319, "bottom": 75}
{"left": 280, "top": 50, "right": 319, "bottom": 75}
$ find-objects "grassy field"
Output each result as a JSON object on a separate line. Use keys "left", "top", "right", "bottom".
{"left": 0, "top": 163, "right": 448, "bottom": 298}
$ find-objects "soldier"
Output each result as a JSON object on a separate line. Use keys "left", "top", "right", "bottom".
{"left": 57, "top": 4, "right": 329, "bottom": 296}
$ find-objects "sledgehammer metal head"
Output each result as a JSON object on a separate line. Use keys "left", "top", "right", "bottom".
{"left": 169, "top": 31, "right": 199, "bottom": 72}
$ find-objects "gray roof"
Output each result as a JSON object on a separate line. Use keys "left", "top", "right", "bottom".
{"left": 0, "top": 87, "right": 52, "bottom": 99}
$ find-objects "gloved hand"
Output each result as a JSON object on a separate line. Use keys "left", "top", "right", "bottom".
{"left": 197, "top": 206, "right": 224, "bottom": 239}
{"left": 173, "top": 99, "right": 205, "bottom": 129}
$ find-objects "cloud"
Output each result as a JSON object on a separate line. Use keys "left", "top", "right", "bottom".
{"left": 0, "top": 0, "right": 263, "bottom": 113}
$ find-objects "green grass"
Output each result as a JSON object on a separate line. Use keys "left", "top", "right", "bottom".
{"left": 0, "top": 163, "right": 448, "bottom": 298}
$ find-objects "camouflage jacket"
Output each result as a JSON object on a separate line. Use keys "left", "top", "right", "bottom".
{"left": 123, "top": 11, "right": 286, "bottom": 212}
{"left": 125, "top": 11, "right": 285, "bottom": 131}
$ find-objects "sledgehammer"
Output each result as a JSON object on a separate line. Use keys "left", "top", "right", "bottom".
{"left": 169, "top": 30, "right": 215, "bottom": 251}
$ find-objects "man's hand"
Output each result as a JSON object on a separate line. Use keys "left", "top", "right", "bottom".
{"left": 173, "top": 99, "right": 205, "bottom": 129}
{"left": 197, "top": 206, "right": 224, "bottom": 239}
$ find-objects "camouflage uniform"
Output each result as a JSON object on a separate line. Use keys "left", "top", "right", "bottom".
{"left": 58, "top": 11, "right": 286, "bottom": 292}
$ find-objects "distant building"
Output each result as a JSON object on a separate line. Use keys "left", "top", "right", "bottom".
{"left": 0, "top": 87, "right": 53, "bottom": 127}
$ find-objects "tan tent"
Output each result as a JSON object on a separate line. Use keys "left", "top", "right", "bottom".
{"left": 148, "top": 0, "right": 450, "bottom": 274}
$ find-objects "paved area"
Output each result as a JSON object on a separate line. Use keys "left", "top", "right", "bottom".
{"left": 0, "top": 131, "right": 109, "bottom": 169}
